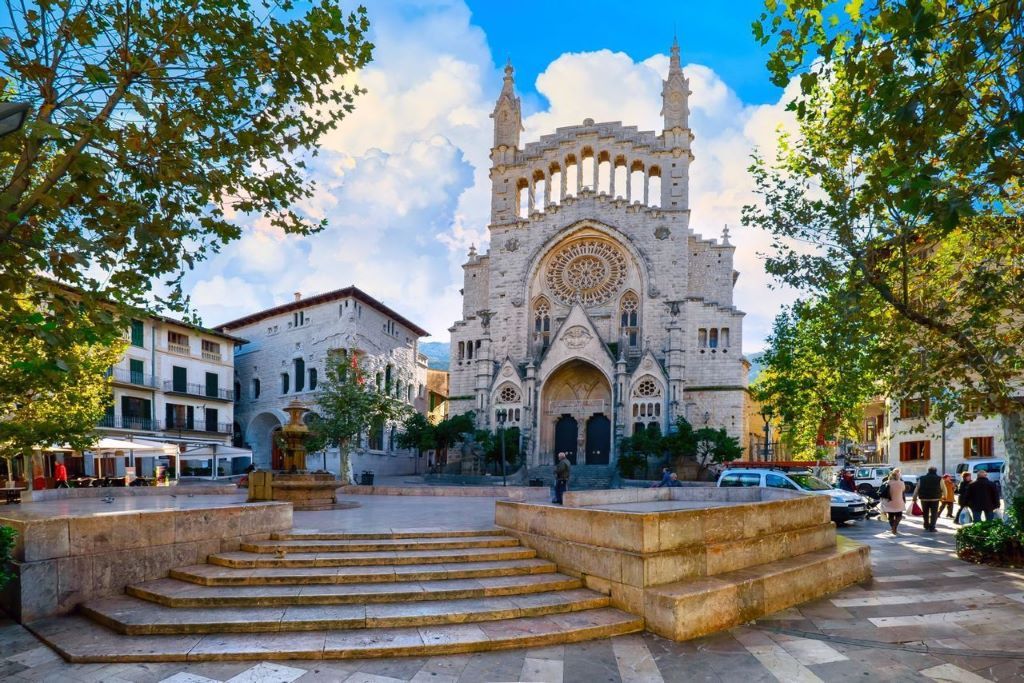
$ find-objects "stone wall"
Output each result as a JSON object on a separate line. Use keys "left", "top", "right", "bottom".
{"left": 0, "top": 500, "right": 291, "bottom": 622}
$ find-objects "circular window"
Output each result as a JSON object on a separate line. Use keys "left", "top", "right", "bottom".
{"left": 633, "top": 378, "right": 661, "bottom": 398}
{"left": 497, "top": 385, "right": 521, "bottom": 404}
{"left": 545, "top": 239, "right": 628, "bottom": 306}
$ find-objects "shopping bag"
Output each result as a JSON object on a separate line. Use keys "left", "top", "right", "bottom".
{"left": 957, "top": 509, "right": 973, "bottom": 525}
{"left": 911, "top": 501, "right": 923, "bottom": 516}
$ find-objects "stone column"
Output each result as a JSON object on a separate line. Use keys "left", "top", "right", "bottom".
{"left": 525, "top": 361, "right": 537, "bottom": 466}
{"left": 666, "top": 321, "right": 684, "bottom": 425}
{"left": 474, "top": 336, "right": 493, "bottom": 429}
{"left": 544, "top": 171, "right": 552, "bottom": 207}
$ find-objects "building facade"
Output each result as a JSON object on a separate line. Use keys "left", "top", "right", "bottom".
{"left": 95, "top": 314, "right": 246, "bottom": 477}
{"left": 218, "top": 287, "right": 433, "bottom": 477}
{"left": 448, "top": 43, "right": 748, "bottom": 468}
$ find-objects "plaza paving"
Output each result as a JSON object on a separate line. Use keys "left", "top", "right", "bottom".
{"left": 2, "top": 495, "right": 1024, "bottom": 681}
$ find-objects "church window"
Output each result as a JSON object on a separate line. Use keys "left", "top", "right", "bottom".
{"left": 533, "top": 298, "right": 551, "bottom": 351}
{"left": 709, "top": 329, "right": 719, "bottom": 349}
{"left": 581, "top": 150, "right": 594, "bottom": 191}
{"left": 620, "top": 292, "right": 639, "bottom": 347}
{"left": 497, "top": 384, "right": 521, "bottom": 404}
{"left": 721, "top": 328, "right": 730, "bottom": 347}
{"left": 632, "top": 404, "right": 639, "bottom": 417}
{"left": 533, "top": 171, "right": 547, "bottom": 210}
{"left": 280, "top": 373, "right": 289, "bottom": 395}
{"left": 597, "top": 152, "right": 612, "bottom": 194}
{"left": 549, "top": 165, "right": 562, "bottom": 205}
{"left": 467, "top": 341, "right": 474, "bottom": 359}
{"left": 629, "top": 161, "right": 645, "bottom": 203}
{"left": 545, "top": 239, "right": 628, "bottom": 306}
{"left": 613, "top": 159, "right": 628, "bottom": 199}
{"left": 648, "top": 167, "right": 662, "bottom": 207}
{"left": 565, "top": 155, "right": 578, "bottom": 197}
{"left": 308, "top": 368, "right": 317, "bottom": 391}
{"left": 517, "top": 178, "right": 530, "bottom": 218}
{"left": 294, "top": 358, "right": 305, "bottom": 392}
{"left": 458, "top": 341, "right": 465, "bottom": 360}
{"left": 633, "top": 377, "right": 662, "bottom": 398}
{"left": 698, "top": 328, "right": 707, "bottom": 348}
{"left": 385, "top": 364, "right": 393, "bottom": 394}
{"left": 252, "top": 378, "right": 261, "bottom": 399}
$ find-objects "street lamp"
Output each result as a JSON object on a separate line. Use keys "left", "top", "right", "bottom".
{"left": 759, "top": 407, "right": 773, "bottom": 461}
{"left": 0, "top": 102, "right": 29, "bottom": 138}
{"left": 495, "top": 408, "right": 508, "bottom": 487}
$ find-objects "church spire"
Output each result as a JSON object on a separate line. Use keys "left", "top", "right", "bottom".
{"left": 491, "top": 58, "right": 522, "bottom": 149}
{"left": 661, "top": 37, "right": 690, "bottom": 132}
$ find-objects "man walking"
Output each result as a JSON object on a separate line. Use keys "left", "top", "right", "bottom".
{"left": 554, "top": 452, "right": 571, "bottom": 505}
{"left": 913, "top": 466, "right": 942, "bottom": 532}
{"left": 955, "top": 471, "right": 973, "bottom": 524}
{"left": 966, "top": 469, "right": 1001, "bottom": 522}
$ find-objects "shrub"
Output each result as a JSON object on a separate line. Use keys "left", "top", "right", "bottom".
{"left": 955, "top": 519, "right": 1024, "bottom": 567}
{"left": 0, "top": 525, "right": 16, "bottom": 589}
{"left": 616, "top": 452, "right": 646, "bottom": 479}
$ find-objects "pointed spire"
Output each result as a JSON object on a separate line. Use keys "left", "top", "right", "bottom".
{"left": 721, "top": 224, "right": 731, "bottom": 245}
{"left": 491, "top": 58, "right": 522, "bottom": 149}
{"left": 661, "top": 37, "right": 690, "bottom": 132}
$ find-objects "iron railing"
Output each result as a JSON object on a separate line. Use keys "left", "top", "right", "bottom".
{"left": 162, "top": 380, "right": 233, "bottom": 401}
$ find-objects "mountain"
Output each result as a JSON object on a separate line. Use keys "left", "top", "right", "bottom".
{"left": 419, "top": 341, "right": 450, "bottom": 370}
{"left": 747, "top": 351, "right": 764, "bottom": 383}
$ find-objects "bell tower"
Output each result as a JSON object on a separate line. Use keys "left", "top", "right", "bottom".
{"left": 660, "top": 37, "right": 693, "bottom": 211}
{"left": 490, "top": 59, "right": 523, "bottom": 225}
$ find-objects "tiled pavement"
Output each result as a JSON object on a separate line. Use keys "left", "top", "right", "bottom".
{"left": 4, "top": 510, "right": 1024, "bottom": 681}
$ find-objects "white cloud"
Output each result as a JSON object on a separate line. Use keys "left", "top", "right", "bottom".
{"left": 184, "top": 1, "right": 800, "bottom": 352}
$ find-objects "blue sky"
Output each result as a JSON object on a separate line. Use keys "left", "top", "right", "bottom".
{"left": 184, "top": 0, "right": 799, "bottom": 351}
{"left": 468, "top": 0, "right": 782, "bottom": 106}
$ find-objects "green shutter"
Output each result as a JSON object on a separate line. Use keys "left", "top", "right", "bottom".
{"left": 130, "top": 320, "right": 144, "bottom": 347}
{"left": 129, "top": 359, "right": 144, "bottom": 385}
{"left": 172, "top": 366, "right": 187, "bottom": 392}
{"left": 205, "top": 372, "right": 218, "bottom": 398}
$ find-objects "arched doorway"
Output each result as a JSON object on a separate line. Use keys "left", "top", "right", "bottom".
{"left": 541, "top": 359, "right": 612, "bottom": 464}
{"left": 554, "top": 415, "right": 578, "bottom": 464}
{"left": 586, "top": 414, "right": 610, "bottom": 464}
{"left": 246, "top": 412, "right": 283, "bottom": 470}
{"left": 271, "top": 427, "right": 283, "bottom": 470}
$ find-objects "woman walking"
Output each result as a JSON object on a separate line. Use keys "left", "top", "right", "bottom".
{"left": 880, "top": 468, "right": 907, "bottom": 535}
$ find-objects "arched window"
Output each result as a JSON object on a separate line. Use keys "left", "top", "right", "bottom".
{"left": 294, "top": 358, "right": 305, "bottom": 392}
{"left": 698, "top": 328, "right": 708, "bottom": 348}
{"left": 252, "top": 378, "right": 261, "bottom": 399}
{"left": 620, "top": 292, "right": 639, "bottom": 348}
{"left": 533, "top": 297, "right": 551, "bottom": 351}
{"left": 395, "top": 379, "right": 403, "bottom": 399}
{"left": 407, "top": 385, "right": 413, "bottom": 402}
{"left": 721, "top": 328, "right": 730, "bottom": 348}
{"left": 368, "top": 417, "right": 384, "bottom": 450}
{"left": 709, "top": 329, "right": 719, "bottom": 349}
{"left": 496, "top": 384, "right": 521, "bottom": 404}
{"left": 280, "top": 373, "right": 289, "bottom": 395}
{"left": 308, "top": 368, "right": 317, "bottom": 391}
{"left": 458, "top": 341, "right": 465, "bottom": 360}
{"left": 385, "top": 365, "right": 393, "bottom": 394}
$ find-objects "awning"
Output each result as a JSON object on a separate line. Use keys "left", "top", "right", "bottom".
{"left": 92, "top": 438, "right": 167, "bottom": 452}
{"left": 179, "top": 444, "right": 253, "bottom": 461}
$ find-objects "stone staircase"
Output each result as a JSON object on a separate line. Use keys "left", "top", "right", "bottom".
{"left": 29, "top": 529, "right": 642, "bottom": 662}
{"left": 527, "top": 464, "right": 616, "bottom": 490}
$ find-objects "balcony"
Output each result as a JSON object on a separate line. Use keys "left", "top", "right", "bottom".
{"left": 162, "top": 381, "right": 234, "bottom": 402}
{"left": 98, "top": 414, "right": 158, "bottom": 431}
{"left": 167, "top": 342, "right": 190, "bottom": 355}
{"left": 164, "top": 419, "right": 233, "bottom": 434}
{"left": 108, "top": 367, "right": 159, "bottom": 388}
{"left": 201, "top": 350, "right": 222, "bottom": 362}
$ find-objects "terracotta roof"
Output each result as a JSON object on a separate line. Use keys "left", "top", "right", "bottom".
{"left": 215, "top": 285, "right": 430, "bottom": 337}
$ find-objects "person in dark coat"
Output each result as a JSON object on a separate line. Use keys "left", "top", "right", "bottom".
{"left": 838, "top": 470, "right": 856, "bottom": 492}
{"left": 659, "top": 472, "right": 683, "bottom": 487}
{"left": 966, "top": 469, "right": 1001, "bottom": 522}
{"left": 913, "top": 466, "right": 943, "bottom": 532}
{"left": 955, "top": 471, "right": 973, "bottom": 524}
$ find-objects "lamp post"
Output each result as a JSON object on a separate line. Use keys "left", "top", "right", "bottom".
{"left": 759, "top": 407, "right": 773, "bottom": 461}
{"left": 0, "top": 102, "right": 29, "bottom": 138}
{"left": 496, "top": 408, "right": 508, "bottom": 487}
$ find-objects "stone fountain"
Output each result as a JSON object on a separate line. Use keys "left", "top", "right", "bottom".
{"left": 250, "top": 399, "right": 341, "bottom": 511}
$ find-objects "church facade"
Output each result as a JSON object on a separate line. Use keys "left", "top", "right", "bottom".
{"left": 448, "top": 42, "right": 748, "bottom": 468}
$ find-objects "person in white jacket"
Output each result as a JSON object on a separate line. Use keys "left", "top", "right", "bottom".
{"left": 880, "top": 468, "right": 907, "bottom": 535}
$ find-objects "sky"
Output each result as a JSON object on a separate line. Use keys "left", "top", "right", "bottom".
{"left": 182, "top": 0, "right": 802, "bottom": 352}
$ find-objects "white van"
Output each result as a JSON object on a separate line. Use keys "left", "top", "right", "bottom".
{"left": 955, "top": 459, "right": 1005, "bottom": 484}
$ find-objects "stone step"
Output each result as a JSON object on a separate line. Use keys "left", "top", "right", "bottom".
{"left": 209, "top": 546, "right": 536, "bottom": 569}
{"left": 128, "top": 573, "right": 583, "bottom": 607}
{"left": 241, "top": 535, "right": 521, "bottom": 553}
{"left": 170, "top": 558, "right": 557, "bottom": 586}
{"left": 31, "top": 609, "right": 644, "bottom": 662}
{"left": 81, "top": 589, "right": 610, "bottom": 635}
{"left": 272, "top": 528, "right": 506, "bottom": 541}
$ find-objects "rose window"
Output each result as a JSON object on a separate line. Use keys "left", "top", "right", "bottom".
{"left": 545, "top": 239, "right": 628, "bottom": 306}
{"left": 633, "top": 378, "right": 661, "bottom": 397}
{"left": 497, "top": 385, "right": 521, "bottom": 404}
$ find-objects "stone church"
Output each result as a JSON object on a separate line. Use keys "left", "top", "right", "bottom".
{"left": 448, "top": 40, "right": 748, "bottom": 468}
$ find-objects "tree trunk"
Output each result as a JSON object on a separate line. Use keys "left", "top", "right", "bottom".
{"left": 1001, "top": 409, "right": 1024, "bottom": 503}
{"left": 339, "top": 440, "right": 355, "bottom": 486}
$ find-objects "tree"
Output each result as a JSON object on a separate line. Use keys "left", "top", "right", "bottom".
{"left": 692, "top": 427, "right": 743, "bottom": 480}
{"left": 747, "top": 0, "right": 1024, "bottom": 497}
{"left": 752, "top": 288, "right": 883, "bottom": 458}
{"left": 618, "top": 425, "right": 665, "bottom": 479}
{"left": 431, "top": 412, "right": 476, "bottom": 468}
{"left": 396, "top": 412, "right": 435, "bottom": 473}
{"left": 0, "top": 295, "right": 122, "bottom": 479}
{"left": 0, "top": 0, "right": 373, "bottom": 377}
{"left": 315, "top": 352, "right": 410, "bottom": 484}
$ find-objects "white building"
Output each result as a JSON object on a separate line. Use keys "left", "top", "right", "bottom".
{"left": 93, "top": 314, "right": 248, "bottom": 478}
{"left": 883, "top": 396, "right": 1006, "bottom": 476}
{"left": 218, "top": 287, "right": 433, "bottom": 477}
{"left": 448, "top": 42, "right": 748, "bottom": 469}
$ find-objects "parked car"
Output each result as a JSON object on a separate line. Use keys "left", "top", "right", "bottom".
{"left": 717, "top": 468, "right": 869, "bottom": 524}
{"left": 956, "top": 459, "right": 1005, "bottom": 485}
{"left": 851, "top": 465, "right": 917, "bottom": 498}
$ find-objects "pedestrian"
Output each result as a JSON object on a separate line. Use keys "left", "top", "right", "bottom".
{"left": 955, "top": 471, "right": 973, "bottom": 524}
{"left": 554, "top": 452, "right": 570, "bottom": 505}
{"left": 879, "top": 468, "right": 907, "bottom": 535}
{"left": 938, "top": 474, "right": 956, "bottom": 519}
{"left": 966, "top": 469, "right": 1001, "bottom": 522}
{"left": 53, "top": 460, "right": 69, "bottom": 489}
{"left": 659, "top": 472, "right": 683, "bottom": 488}
{"left": 913, "top": 466, "right": 942, "bottom": 532}
{"left": 838, "top": 469, "right": 856, "bottom": 493}
{"left": 660, "top": 466, "right": 672, "bottom": 486}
